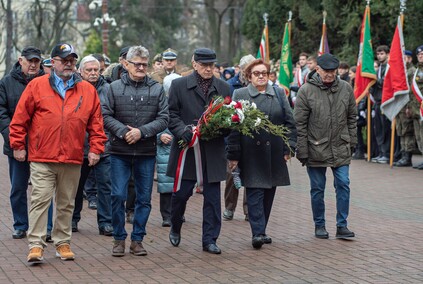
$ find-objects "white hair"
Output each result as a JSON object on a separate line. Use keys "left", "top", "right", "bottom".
{"left": 78, "top": 55, "right": 100, "bottom": 72}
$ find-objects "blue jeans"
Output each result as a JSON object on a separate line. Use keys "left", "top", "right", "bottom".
{"left": 8, "top": 157, "right": 30, "bottom": 231}
{"left": 110, "top": 155, "right": 155, "bottom": 241}
{"left": 307, "top": 165, "right": 351, "bottom": 227}
{"left": 84, "top": 170, "right": 97, "bottom": 202}
{"left": 72, "top": 157, "right": 112, "bottom": 227}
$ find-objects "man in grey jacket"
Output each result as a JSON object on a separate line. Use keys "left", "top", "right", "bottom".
{"left": 294, "top": 54, "right": 357, "bottom": 240}
{"left": 102, "top": 45, "right": 168, "bottom": 257}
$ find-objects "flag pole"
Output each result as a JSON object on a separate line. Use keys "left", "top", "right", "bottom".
{"left": 263, "top": 13, "right": 270, "bottom": 64}
{"left": 366, "top": 0, "right": 372, "bottom": 162}
{"left": 389, "top": 0, "right": 407, "bottom": 167}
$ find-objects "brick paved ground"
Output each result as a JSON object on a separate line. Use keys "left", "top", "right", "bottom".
{"left": 0, "top": 138, "right": 422, "bottom": 283}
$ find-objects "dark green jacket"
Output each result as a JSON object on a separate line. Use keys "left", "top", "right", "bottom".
{"left": 294, "top": 70, "right": 357, "bottom": 167}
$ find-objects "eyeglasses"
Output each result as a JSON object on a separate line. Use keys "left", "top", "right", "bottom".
{"left": 54, "top": 58, "right": 77, "bottom": 65}
{"left": 197, "top": 62, "right": 215, "bottom": 68}
{"left": 252, "top": 71, "right": 269, "bottom": 77}
{"left": 127, "top": 60, "right": 149, "bottom": 69}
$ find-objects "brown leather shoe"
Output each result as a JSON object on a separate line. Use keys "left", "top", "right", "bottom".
{"left": 27, "top": 247, "right": 44, "bottom": 263}
{"left": 112, "top": 240, "right": 125, "bottom": 257}
{"left": 55, "top": 244, "right": 75, "bottom": 260}
{"left": 130, "top": 241, "right": 147, "bottom": 256}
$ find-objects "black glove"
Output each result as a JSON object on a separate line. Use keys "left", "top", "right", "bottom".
{"left": 298, "top": 157, "right": 308, "bottom": 167}
{"left": 180, "top": 131, "right": 193, "bottom": 144}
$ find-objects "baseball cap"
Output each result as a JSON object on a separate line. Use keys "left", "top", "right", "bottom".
{"left": 51, "top": 43, "right": 78, "bottom": 59}
{"left": 21, "top": 46, "right": 42, "bottom": 60}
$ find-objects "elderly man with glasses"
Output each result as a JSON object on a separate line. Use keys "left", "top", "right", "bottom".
{"left": 102, "top": 45, "right": 169, "bottom": 257}
{"left": 9, "top": 43, "right": 107, "bottom": 263}
{"left": 0, "top": 46, "right": 45, "bottom": 241}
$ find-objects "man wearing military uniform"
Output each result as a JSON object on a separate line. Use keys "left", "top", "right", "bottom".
{"left": 393, "top": 50, "right": 416, "bottom": 167}
{"left": 407, "top": 45, "right": 423, "bottom": 169}
{"left": 150, "top": 48, "right": 181, "bottom": 84}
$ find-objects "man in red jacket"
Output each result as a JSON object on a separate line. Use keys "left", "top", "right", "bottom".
{"left": 9, "top": 43, "right": 107, "bottom": 263}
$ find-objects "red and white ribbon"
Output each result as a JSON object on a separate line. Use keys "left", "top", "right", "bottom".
{"left": 411, "top": 69, "right": 423, "bottom": 120}
{"left": 173, "top": 126, "right": 203, "bottom": 192}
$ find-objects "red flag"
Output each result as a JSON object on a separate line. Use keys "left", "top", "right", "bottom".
{"left": 381, "top": 16, "right": 409, "bottom": 121}
{"left": 354, "top": 5, "right": 376, "bottom": 103}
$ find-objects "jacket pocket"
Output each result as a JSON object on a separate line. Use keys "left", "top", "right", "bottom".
{"left": 340, "top": 134, "right": 351, "bottom": 157}
{"left": 308, "top": 137, "right": 330, "bottom": 162}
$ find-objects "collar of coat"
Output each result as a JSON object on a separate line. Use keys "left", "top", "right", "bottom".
{"left": 247, "top": 83, "right": 276, "bottom": 98}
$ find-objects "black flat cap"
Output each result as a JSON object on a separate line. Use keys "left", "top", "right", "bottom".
{"left": 51, "top": 43, "right": 78, "bottom": 58}
{"left": 317, "top": 53, "right": 339, "bottom": 70}
{"left": 194, "top": 48, "right": 217, "bottom": 63}
{"left": 22, "top": 46, "right": 42, "bottom": 60}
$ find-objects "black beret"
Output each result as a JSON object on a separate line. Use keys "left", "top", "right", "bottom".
{"left": 317, "top": 53, "right": 339, "bottom": 70}
{"left": 405, "top": 50, "right": 412, "bottom": 57}
{"left": 194, "top": 48, "right": 217, "bottom": 63}
{"left": 416, "top": 45, "right": 423, "bottom": 55}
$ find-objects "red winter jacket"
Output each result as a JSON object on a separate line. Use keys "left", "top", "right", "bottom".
{"left": 9, "top": 73, "right": 106, "bottom": 164}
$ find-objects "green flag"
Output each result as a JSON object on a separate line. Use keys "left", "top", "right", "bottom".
{"left": 278, "top": 21, "right": 292, "bottom": 94}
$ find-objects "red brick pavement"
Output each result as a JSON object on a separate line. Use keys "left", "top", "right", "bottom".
{"left": 0, "top": 139, "right": 422, "bottom": 283}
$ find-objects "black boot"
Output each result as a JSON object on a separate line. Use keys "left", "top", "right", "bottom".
{"left": 394, "top": 152, "right": 412, "bottom": 167}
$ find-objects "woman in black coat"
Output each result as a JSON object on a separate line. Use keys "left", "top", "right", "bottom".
{"left": 227, "top": 59, "right": 297, "bottom": 249}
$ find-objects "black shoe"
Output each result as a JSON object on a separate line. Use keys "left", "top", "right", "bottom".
{"left": 262, "top": 235, "right": 272, "bottom": 244}
{"left": 72, "top": 221, "right": 78, "bottom": 232}
{"left": 336, "top": 226, "right": 355, "bottom": 239}
{"left": 169, "top": 230, "right": 181, "bottom": 247}
{"left": 46, "top": 231, "right": 53, "bottom": 243}
{"left": 252, "top": 236, "right": 264, "bottom": 249}
{"left": 352, "top": 151, "right": 365, "bottom": 160}
{"left": 12, "top": 229, "right": 27, "bottom": 239}
{"left": 203, "top": 243, "right": 221, "bottom": 254}
{"left": 315, "top": 226, "right": 329, "bottom": 239}
{"left": 162, "top": 219, "right": 171, "bottom": 227}
{"left": 99, "top": 225, "right": 113, "bottom": 236}
{"left": 88, "top": 200, "right": 97, "bottom": 210}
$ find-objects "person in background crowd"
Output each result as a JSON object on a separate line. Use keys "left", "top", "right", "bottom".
{"left": 223, "top": 54, "right": 255, "bottom": 222}
{"left": 295, "top": 53, "right": 357, "bottom": 240}
{"left": 156, "top": 73, "right": 181, "bottom": 227}
{"left": 223, "top": 67, "right": 235, "bottom": 81}
{"left": 167, "top": 48, "right": 230, "bottom": 254}
{"left": 10, "top": 43, "right": 106, "bottom": 262}
{"left": 92, "top": 53, "right": 106, "bottom": 74}
{"left": 150, "top": 48, "right": 181, "bottom": 84}
{"left": 393, "top": 50, "right": 416, "bottom": 167}
{"left": 307, "top": 56, "right": 317, "bottom": 71}
{"left": 350, "top": 66, "right": 366, "bottom": 160}
{"left": 0, "top": 46, "right": 45, "bottom": 240}
{"left": 269, "top": 70, "right": 278, "bottom": 86}
{"left": 42, "top": 58, "right": 53, "bottom": 75}
{"left": 71, "top": 55, "right": 113, "bottom": 236}
{"left": 290, "top": 52, "right": 310, "bottom": 104}
{"left": 102, "top": 45, "right": 168, "bottom": 257}
{"left": 227, "top": 59, "right": 297, "bottom": 249}
{"left": 338, "top": 62, "right": 350, "bottom": 82}
{"left": 408, "top": 45, "right": 423, "bottom": 170}
{"left": 104, "top": 46, "right": 131, "bottom": 83}
{"left": 371, "top": 45, "right": 391, "bottom": 164}
{"left": 151, "top": 53, "right": 163, "bottom": 73}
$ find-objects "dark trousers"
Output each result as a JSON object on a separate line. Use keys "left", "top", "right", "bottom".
{"left": 374, "top": 103, "right": 391, "bottom": 157}
{"left": 224, "top": 171, "right": 248, "bottom": 215}
{"left": 171, "top": 176, "right": 221, "bottom": 246}
{"left": 246, "top": 187, "right": 276, "bottom": 237}
{"left": 72, "top": 159, "right": 90, "bottom": 224}
{"left": 160, "top": 192, "right": 172, "bottom": 221}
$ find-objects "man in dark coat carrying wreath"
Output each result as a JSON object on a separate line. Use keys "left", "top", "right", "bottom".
{"left": 166, "top": 48, "right": 230, "bottom": 254}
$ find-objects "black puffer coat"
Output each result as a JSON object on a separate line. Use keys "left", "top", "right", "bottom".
{"left": 102, "top": 73, "right": 168, "bottom": 156}
{"left": 0, "top": 62, "right": 44, "bottom": 156}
